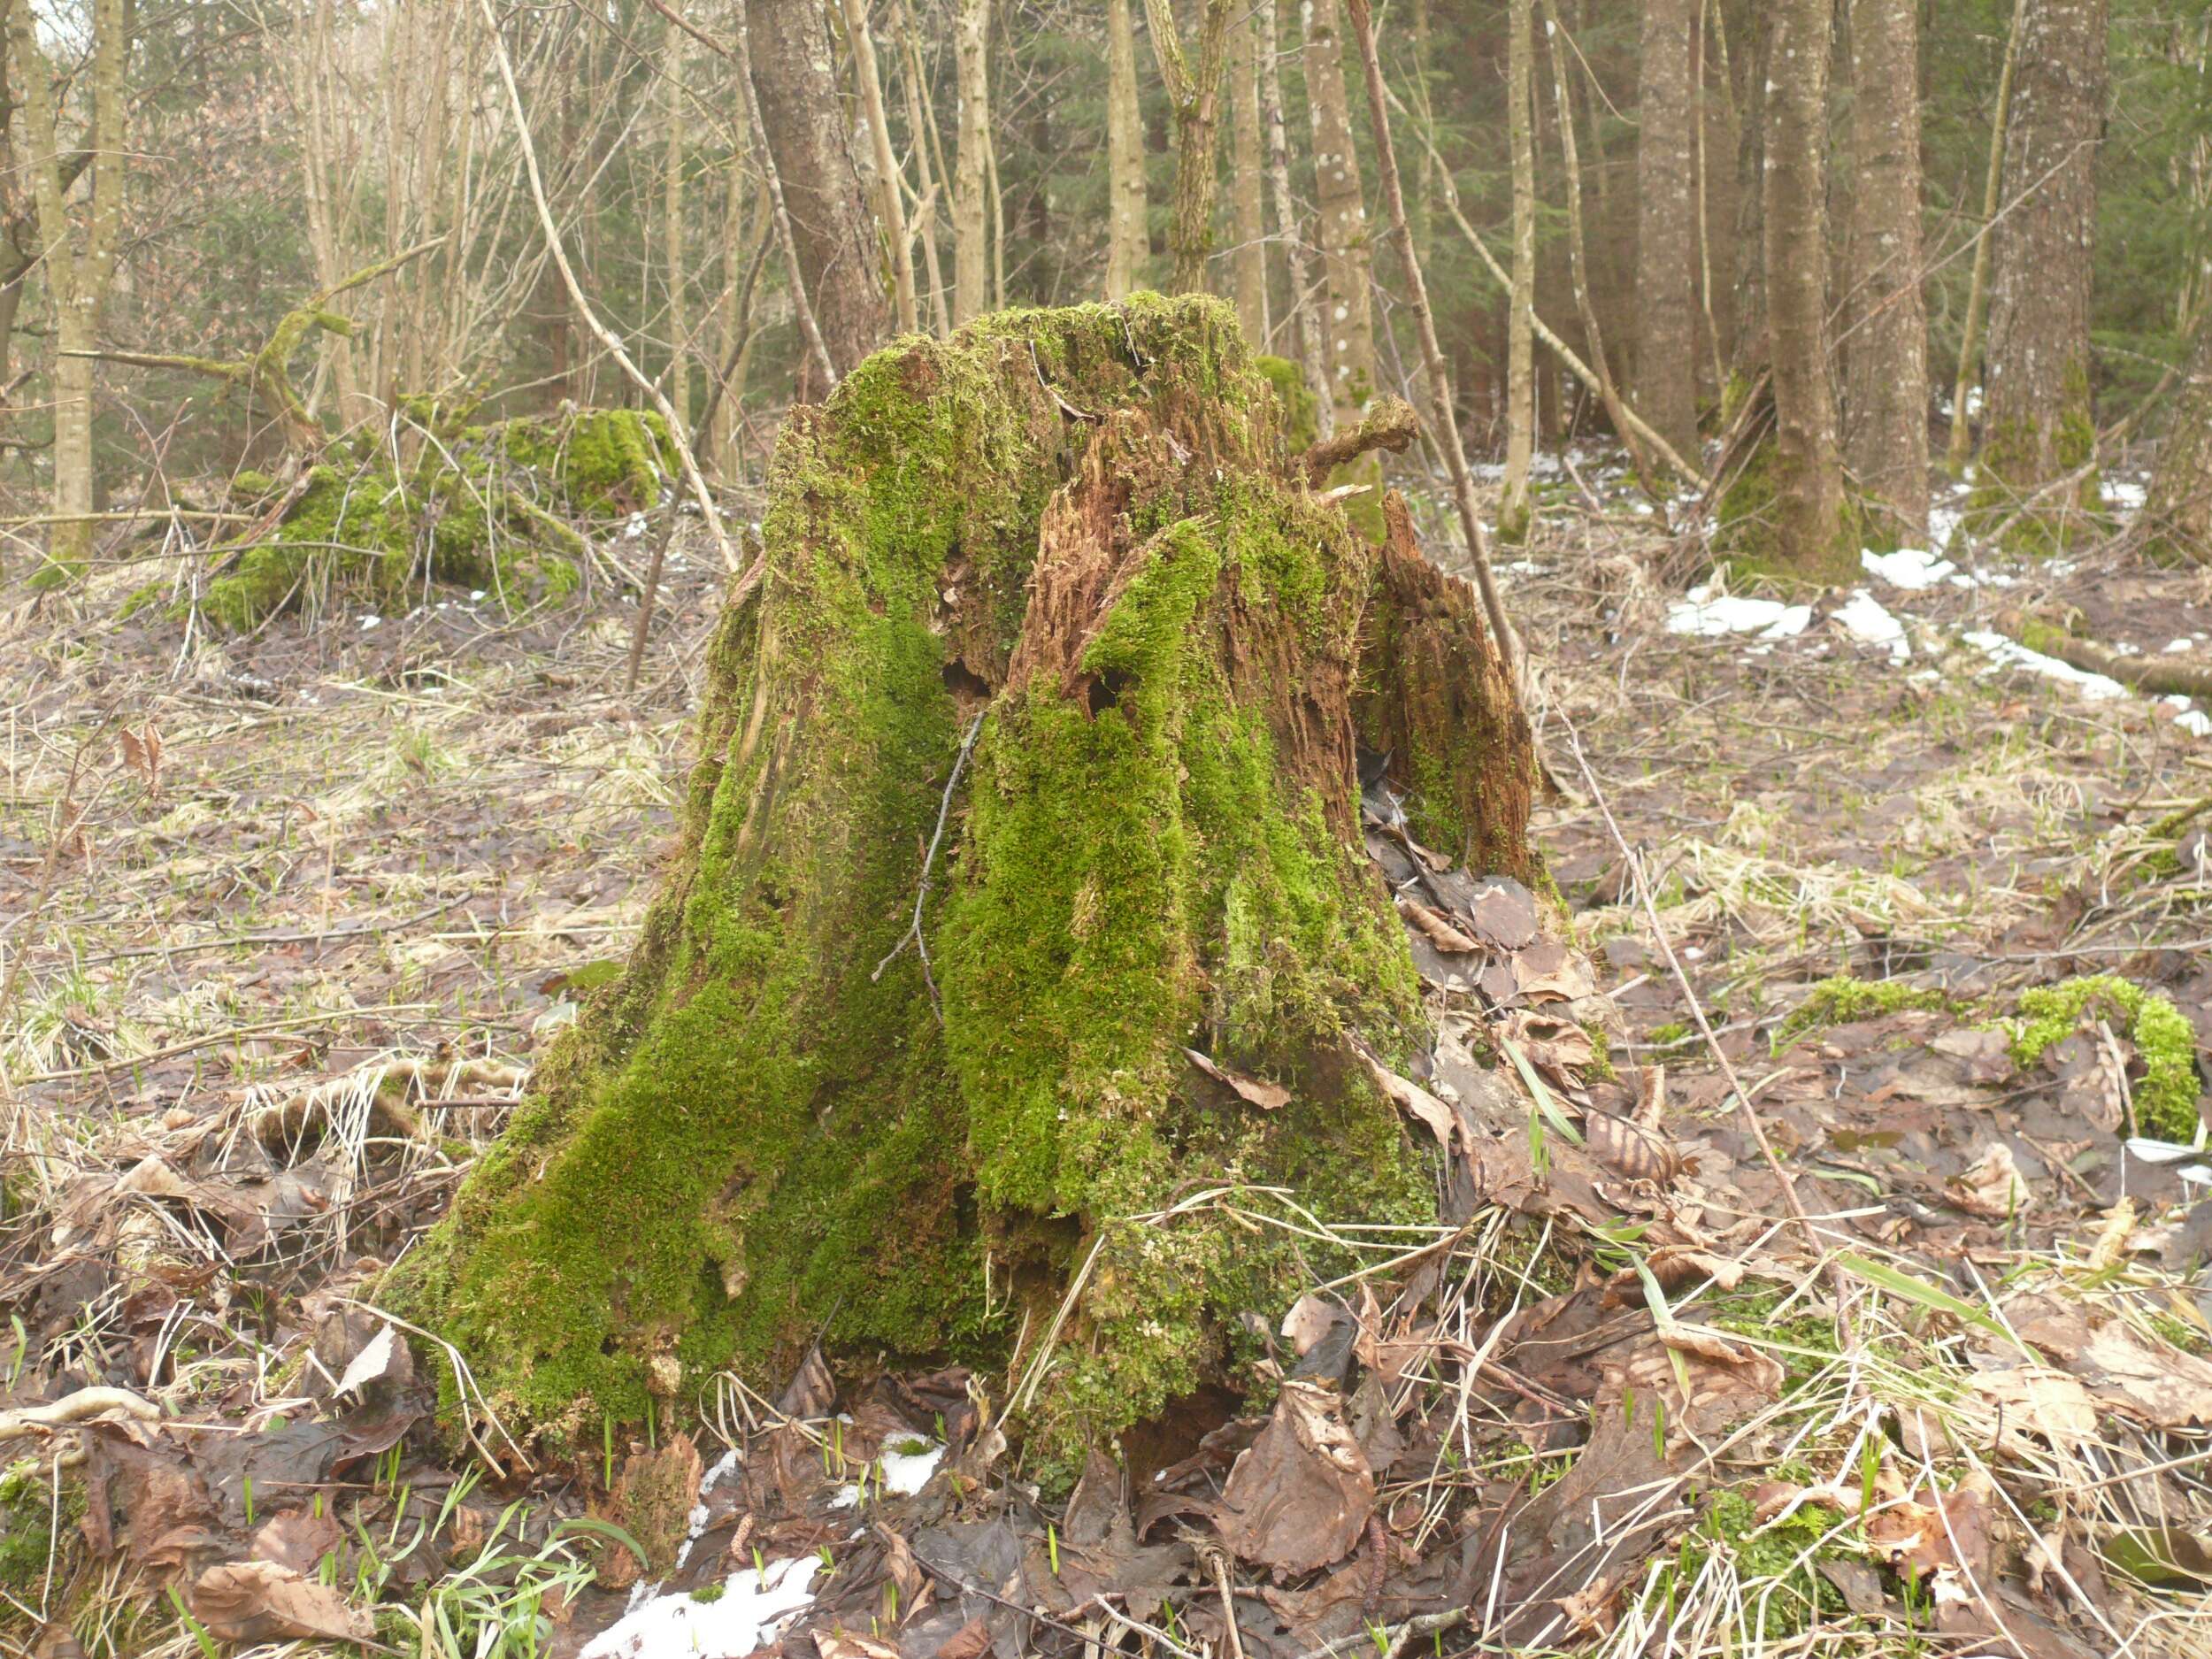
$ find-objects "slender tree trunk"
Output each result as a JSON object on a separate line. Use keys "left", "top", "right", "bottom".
{"left": 1499, "top": 0, "right": 1536, "bottom": 542}
{"left": 662, "top": 37, "right": 689, "bottom": 437}
{"left": 1947, "top": 0, "right": 2029, "bottom": 472}
{"left": 1841, "top": 0, "right": 1926, "bottom": 543}
{"left": 749, "top": 0, "right": 891, "bottom": 377}
{"left": 841, "top": 0, "right": 917, "bottom": 334}
{"left": 9, "top": 0, "right": 125, "bottom": 580}
{"left": 894, "top": 0, "right": 952, "bottom": 335}
{"left": 1105, "top": 0, "right": 1148, "bottom": 297}
{"left": 1763, "top": 0, "right": 1852, "bottom": 580}
{"left": 1259, "top": 0, "right": 1331, "bottom": 434}
{"left": 1145, "top": 0, "right": 1233, "bottom": 296}
{"left": 1979, "top": 0, "right": 2106, "bottom": 541}
{"left": 1727, "top": 0, "right": 1770, "bottom": 393}
{"left": 1635, "top": 0, "right": 1700, "bottom": 464}
{"left": 1304, "top": 0, "right": 1378, "bottom": 427}
{"left": 1228, "top": 4, "right": 1269, "bottom": 341}
{"left": 952, "top": 0, "right": 990, "bottom": 324}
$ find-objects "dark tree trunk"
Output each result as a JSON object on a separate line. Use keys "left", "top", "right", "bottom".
{"left": 1979, "top": 0, "right": 2106, "bottom": 545}
{"left": 399, "top": 299, "right": 1533, "bottom": 1480}
{"left": 2147, "top": 319, "right": 2212, "bottom": 564}
{"left": 1842, "top": 0, "right": 1929, "bottom": 543}
{"left": 748, "top": 0, "right": 890, "bottom": 376}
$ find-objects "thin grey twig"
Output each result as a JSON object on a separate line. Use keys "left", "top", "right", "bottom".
{"left": 871, "top": 711, "right": 987, "bottom": 1017}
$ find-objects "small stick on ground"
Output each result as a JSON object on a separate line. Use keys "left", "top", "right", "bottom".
{"left": 1561, "top": 718, "right": 1856, "bottom": 1348}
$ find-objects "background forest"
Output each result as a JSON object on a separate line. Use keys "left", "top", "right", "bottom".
{"left": 11, "top": 3, "right": 2212, "bottom": 1659}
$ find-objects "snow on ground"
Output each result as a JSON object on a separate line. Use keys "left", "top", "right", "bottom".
{"left": 1663, "top": 587, "right": 1812, "bottom": 641}
{"left": 1832, "top": 591, "right": 1910, "bottom": 662}
{"left": 831, "top": 1439, "right": 946, "bottom": 1509}
{"left": 581, "top": 1555, "right": 821, "bottom": 1659}
{"left": 1861, "top": 547, "right": 1959, "bottom": 590}
{"left": 1961, "top": 629, "right": 2131, "bottom": 701}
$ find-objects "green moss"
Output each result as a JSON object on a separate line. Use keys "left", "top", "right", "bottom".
{"left": 1710, "top": 441, "right": 1863, "bottom": 588}
{"left": 198, "top": 406, "right": 672, "bottom": 628}
{"left": 2010, "top": 975, "right": 2202, "bottom": 1140}
{"left": 1965, "top": 359, "right": 2103, "bottom": 554}
{"left": 1775, "top": 975, "right": 1949, "bottom": 1048}
{"left": 396, "top": 299, "right": 1473, "bottom": 1476}
{"left": 1254, "top": 355, "right": 1317, "bottom": 451}
{"left": 1655, "top": 1485, "right": 1847, "bottom": 1641}
{"left": 0, "top": 1462, "right": 78, "bottom": 1602}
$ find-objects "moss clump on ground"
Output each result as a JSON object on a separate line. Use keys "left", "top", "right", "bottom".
{"left": 1775, "top": 975, "right": 1950, "bottom": 1048}
{"left": 1656, "top": 1484, "right": 1847, "bottom": 1642}
{"left": 0, "top": 1462, "right": 76, "bottom": 1607}
{"left": 393, "top": 296, "right": 1530, "bottom": 1481}
{"left": 2010, "top": 975, "right": 2202, "bottom": 1140}
{"left": 199, "top": 407, "right": 676, "bottom": 630}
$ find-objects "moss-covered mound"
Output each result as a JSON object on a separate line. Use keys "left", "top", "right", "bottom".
{"left": 199, "top": 407, "right": 678, "bottom": 629}
{"left": 2011, "top": 974, "right": 2202, "bottom": 1141}
{"left": 394, "top": 297, "right": 1532, "bottom": 1480}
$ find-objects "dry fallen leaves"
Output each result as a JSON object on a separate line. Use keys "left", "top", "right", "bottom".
{"left": 1184, "top": 1047, "right": 1292, "bottom": 1111}
{"left": 188, "top": 1560, "right": 373, "bottom": 1644}
{"left": 1215, "top": 1380, "right": 1376, "bottom": 1576}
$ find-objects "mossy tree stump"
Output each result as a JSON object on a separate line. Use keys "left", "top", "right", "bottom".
{"left": 398, "top": 298, "right": 1532, "bottom": 1479}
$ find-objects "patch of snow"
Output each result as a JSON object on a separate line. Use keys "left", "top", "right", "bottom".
{"left": 359, "top": 615, "right": 382, "bottom": 631}
{"left": 1928, "top": 505, "right": 1963, "bottom": 552}
{"left": 2169, "top": 639, "right": 2196, "bottom": 654}
{"left": 1861, "top": 547, "right": 1957, "bottom": 590}
{"left": 1505, "top": 559, "right": 1542, "bottom": 575}
{"left": 1664, "top": 587, "right": 1812, "bottom": 642}
{"left": 2162, "top": 695, "right": 2212, "bottom": 738}
{"left": 582, "top": 1555, "right": 819, "bottom": 1659}
{"left": 830, "top": 1440, "right": 945, "bottom": 1509}
{"left": 1960, "top": 629, "right": 2128, "bottom": 702}
{"left": 2102, "top": 480, "right": 2147, "bottom": 513}
{"left": 624, "top": 513, "right": 649, "bottom": 540}
{"left": 1833, "top": 591, "right": 1910, "bottom": 662}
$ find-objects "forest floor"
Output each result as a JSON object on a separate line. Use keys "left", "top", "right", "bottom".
{"left": 4, "top": 460, "right": 2212, "bottom": 1657}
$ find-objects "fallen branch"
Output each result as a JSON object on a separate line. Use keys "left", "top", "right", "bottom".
{"left": 1302, "top": 395, "right": 1417, "bottom": 485}
{"left": 1993, "top": 609, "right": 2212, "bottom": 700}
{"left": 0, "top": 1386, "right": 158, "bottom": 1443}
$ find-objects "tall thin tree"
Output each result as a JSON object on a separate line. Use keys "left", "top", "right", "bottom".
{"left": 1105, "top": 0, "right": 1148, "bottom": 297}
{"left": 1635, "top": 0, "right": 1700, "bottom": 465}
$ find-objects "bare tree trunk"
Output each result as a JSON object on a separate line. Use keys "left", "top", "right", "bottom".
{"left": 841, "top": 0, "right": 917, "bottom": 334}
{"left": 1304, "top": 0, "right": 1378, "bottom": 427}
{"left": 662, "top": 35, "right": 689, "bottom": 438}
{"left": 749, "top": 0, "right": 891, "bottom": 376}
{"left": 1105, "top": 0, "right": 1148, "bottom": 297}
{"left": 1145, "top": 0, "right": 1233, "bottom": 296}
{"left": 1841, "top": 0, "right": 1927, "bottom": 543}
{"left": 1946, "top": 0, "right": 2028, "bottom": 472}
{"left": 1727, "top": 0, "right": 1770, "bottom": 394}
{"left": 894, "top": 0, "right": 952, "bottom": 335}
{"left": 952, "top": 0, "right": 990, "bottom": 323}
{"left": 1636, "top": 0, "right": 1700, "bottom": 464}
{"left": 1763, "top": 0, "right": 1852, "bottom": 580}
{"left": 1258, "top": 0, "right": 1330, "bottom": 433}
{"left": 1499, "top": 0, "right": 1536, "bottom": 543}
{"left": 1980, "top": 0, "right": 2106, "bottom": 543}
{"left": 9, "top": 0, "right": 126, "bottom": 580}
{"left": 1228, "top": 4, "right": 1269, "bottom": 340}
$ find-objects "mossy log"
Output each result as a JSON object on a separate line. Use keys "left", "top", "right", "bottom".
{"left": 196, "top": 407, "right": 679, "bottom": 629}
{"left": 395, "top": 297, "right": 1532, "bottom": 1479}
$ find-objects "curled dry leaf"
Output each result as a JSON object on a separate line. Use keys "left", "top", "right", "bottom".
{"left": 1215, "top": 1379, "right": 1376, "bottom": 1576}
{"left": 1356, "top": 1051, "right": 1453, "bottom": 1151}
{"left": 1966, "top": 1365, "right": 2100, "bottom": 1453}
{"left": 1947, "top": 1142, "right": 2030, "bottom": 1219}
{"left": 1183, "top": 1047, "right": 1291, "bottom": 1111}
{"left": 1394, "top": 894, "right": 1479, "bottom": 953}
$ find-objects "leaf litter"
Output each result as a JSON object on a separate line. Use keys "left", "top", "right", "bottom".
{"left": 5, "top": 484, "right": 2212, "bottom": 1655}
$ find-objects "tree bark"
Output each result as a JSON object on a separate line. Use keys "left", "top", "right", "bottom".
{"left": 399, "top": 299, "right": 1532, "bottom": 1479}
{"left": 1104, "top": 0, "right": 1148, "bottom": 298}
{"left": 1841, "top": 0, "right": 1927, "bottom": 543}
{"left": 1259, "top": 0, "right": 1332, "bottom": 436}
{"left": 661, "top": 35, "right": 689, "bottom": 438}
{"left": 1947, "top": 0, "right": 2028, "bottom": 472}
{"left": 952, "top": 0, "right": 990, "bottom": 324}
{"left": 893, "top": 0, "right": 952, "bottom": 335}
{"left": 1726, "top": 0, "right": 1769, "bottom": 391}
{"left": 1980, "top": 0, "right": 2106, "bottom": 541}
{"left": 1635, "top": 0, "right": 1701, "bottom": 465}
{"left": 1145, "top": 0, "right": 1233, "bottom": 296}
{"left": 840, "top": 0, "right": 918, "bottom": 334}
{"left": 1499, "top": 0, "right": 1537, "bottom": 543}
{"left": 748, "top": 0, "right": 890, "bottom": 375}
{"left": 1762, "top": 0, "right": 1852, "bottom": 580}
{"left": 10, "top": 0, "right": 127, "bottom": 581}
{"left": 1228, "top": 4, "right": 1270, "bottom": 342}
{"left": 1304, "top": 0, "right": 1378, "bottom": 429}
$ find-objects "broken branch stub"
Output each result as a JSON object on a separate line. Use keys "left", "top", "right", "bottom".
{"left": 395, "top": 298, "right": 1533, "bottom": 1479}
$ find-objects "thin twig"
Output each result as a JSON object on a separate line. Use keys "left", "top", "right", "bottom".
{"left": 871, "top": 711, "right": 987, "bottom": 1018}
